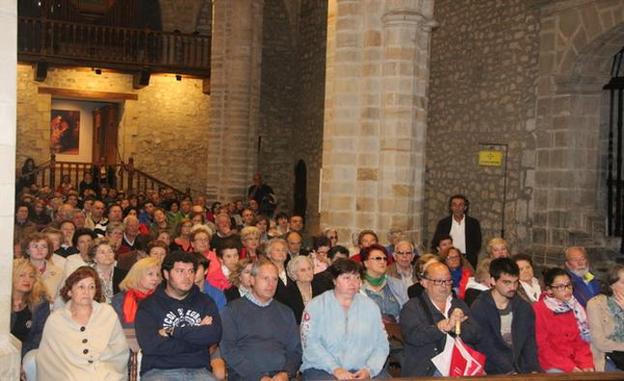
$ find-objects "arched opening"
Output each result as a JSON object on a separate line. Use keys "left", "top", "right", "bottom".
{"left": 294, "top": 160, "right": 307, "bottom": 218}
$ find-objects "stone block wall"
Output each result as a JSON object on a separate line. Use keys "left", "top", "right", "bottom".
{"left": 258, "top": 0, "right": 298, "bottom": 215}
{"left": 292, "top": 0, "right": 328, "bottom": 230}
{"left": 257, "top": 0, "right": 327, "bottom": 230}
{"left": 425, "top": 0, "right": 540, "bottom": 253}
{"left": 531, "top": 0, "right": 624, "bottom": 259}
{"left": 16, "top": 65, "right": 210, "bottom": 195}
{"left": 320, "top": 0, "right": 435, "bottom": 246}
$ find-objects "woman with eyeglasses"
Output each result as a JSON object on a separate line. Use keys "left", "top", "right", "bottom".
{"left": 301, "top": 258, "right": 390, "bottom": 380}
{"left": 441, "top": 247, "right": 473, "bottom": 300}
{"left": 586, "top": 264, "right": 624, "bottom": 371}
{"left": 534, "top": 267, "right": 594, "bottom": 373}
{"left": 361, "top": 244, "right": 408, "bottom": 323}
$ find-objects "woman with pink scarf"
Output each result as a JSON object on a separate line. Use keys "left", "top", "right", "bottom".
{"left": 534, "top": 267, "right": 594, "bottom": 373}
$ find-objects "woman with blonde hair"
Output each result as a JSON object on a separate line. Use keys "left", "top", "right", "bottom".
{"left": 486, "top": 237, "right": 510, "bottom": 259}
{"left": 111, "top": 257, "right": 162, "bottom": 329}
{"left": 224, "top": 258, "right": 254, "bottom": 302}
{"left": 464, "top": 258, "right": 492, "bottom": 306}
{"left": 12, "top": 258, "right": 50, "bottom": 381}
{"left": 240, "top": 225, "right": 261, "bottom": 260}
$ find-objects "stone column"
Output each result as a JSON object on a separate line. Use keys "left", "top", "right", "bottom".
{"left": 320, "top": 0, "right": 435, "bottom": 245}
{"left": 0, "top": 0, "right": 21, "bottom": 378}
{"left": 207, "top": 0, "right": 264, "bottom": 201}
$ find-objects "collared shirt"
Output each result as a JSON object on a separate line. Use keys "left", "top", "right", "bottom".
{"left": 428, "top": 294, "right": 453, "bottom": 318}
{"left": 278, "top": 269, "right": 288, "bottom": 286}
{"left": 244, "top": 291, "right": 272, "bottom": 307}
{"left": 221, "top": 264, "right": 231, "bottom": 278}
{"left": 396, "top": 266, "right": 415, "bottom": 287}
{"left": 450, "top": 216, "right": 466, "bottom": 254}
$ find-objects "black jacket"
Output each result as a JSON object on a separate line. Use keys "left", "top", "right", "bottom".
{"left": 276, "top": 280, "right": 325, "bottom": 324}
{"left": 470, "top": 291, "right": 541, "bottom": 374}
{"left": 399, "top": 294, "right": 480, "bottom": 377}
{"left": 432, "top": 215, "right": 482, "bottom": 268}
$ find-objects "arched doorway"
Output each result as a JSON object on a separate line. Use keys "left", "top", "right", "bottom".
{"left": 294, "top": 160, "right": 307, "bottom": 218}
{"left": 532, "top": 1, "right": 624, "bottom": 260}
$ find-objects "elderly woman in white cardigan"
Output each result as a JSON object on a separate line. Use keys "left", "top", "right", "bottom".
{"left": 37, "top": 266, "right": 128, "bottom": 380}
{"left": 587, "top": 264, "right": 624, "bottom": 371}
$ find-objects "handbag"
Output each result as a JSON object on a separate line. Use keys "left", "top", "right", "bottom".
{"left": 607, "top": 351, "right": 624, "bottom": 370}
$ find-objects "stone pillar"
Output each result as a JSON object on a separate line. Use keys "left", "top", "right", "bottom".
{"left": 0, "top": 0, "right": 22, "bottom": 378}
{"left": 320, "top": 0, "right": 435, "bottom": 245}
{"left": 207, "top": 0, "right": 264, "bottom": 201}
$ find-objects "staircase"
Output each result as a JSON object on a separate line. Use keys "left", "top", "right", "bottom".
{"left": 24, "top": 153, "right": 190, "bottom": 198}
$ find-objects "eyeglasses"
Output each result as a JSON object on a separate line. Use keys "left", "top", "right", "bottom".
{"left": 425, "top": 277, "right": 453, "bottom": 286}
{"left": 369, "top": 256, "right": 387, "bottom": 262}
{"left": 550, "top": 283, "right": 573, "bottom": 291}
{"left": 395, "top": 251, "right": 413, "bottom": 256}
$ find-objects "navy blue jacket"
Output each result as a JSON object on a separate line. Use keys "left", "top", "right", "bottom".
{"left": 471, "top": 291, "right": 541, "bottom": 374}
{"left": 10, "top": 300, "right": 50, "bottom": 357}
{"left": 136, "top": 284, "right": 222, "bottom": 375}
{"left": 566, "top": 270, "right": 601, "bottom": 308}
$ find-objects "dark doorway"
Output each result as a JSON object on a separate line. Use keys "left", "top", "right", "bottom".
{"left": 92, "top": 103, "right": 119, "bottom": 166}
{"left": 294, "top": 160, "right": 307, "bottom": 218}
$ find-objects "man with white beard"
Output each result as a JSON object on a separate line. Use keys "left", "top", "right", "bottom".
{"left": 564, "top": 246, "right": 601, "bottom": 307}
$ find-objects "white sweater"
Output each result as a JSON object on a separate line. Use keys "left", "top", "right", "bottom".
{"left": 37, "top": 300, "right": 129, "bottom": 381}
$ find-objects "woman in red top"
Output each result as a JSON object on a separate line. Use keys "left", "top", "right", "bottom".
{"left": 534, "top": 267, "right": 594, "bottom": 373}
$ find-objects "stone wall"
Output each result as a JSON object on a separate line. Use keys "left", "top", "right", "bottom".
{"left": 425, "top": 0, "right": 540, "bottom": 254}
{"left": 16, "top": 65, "right": 210, "bottom": 195}
{"left": 258, "top": 0, "right": 328, "bottom": 230}
{"left": 258, "top": 0, "right": 298, "bottom": 215}
{"left": 531, "top": 0, "right": 624, "bottom": 260}
{"left": 291, "top": 0, "right": 328, "bottom": 231}
{"left": 320, "top": 0, "right": 435, "bottom": 246}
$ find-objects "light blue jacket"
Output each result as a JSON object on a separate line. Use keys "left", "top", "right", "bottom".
{"left": 300, "top": 291, "right": 389, "bottom": 376}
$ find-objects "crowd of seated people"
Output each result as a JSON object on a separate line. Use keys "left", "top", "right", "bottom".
{"left": 10, "top": 170, "right": 624, "bottom": 380}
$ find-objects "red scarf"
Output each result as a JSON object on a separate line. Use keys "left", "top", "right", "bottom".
{"left": 122, "top": 288, "right": 155, "bottom": 323}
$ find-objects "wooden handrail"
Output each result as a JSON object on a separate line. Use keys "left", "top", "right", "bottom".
{"left": 24, "top": 154, "right": 190, "bottom": 199}
{"left": 18, "top": 16, "right": 211, "bottom": 76}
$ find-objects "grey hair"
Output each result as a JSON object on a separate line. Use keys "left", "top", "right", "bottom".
{"left": 286, "top": 255, "right": 314, "bottom": 280}
{"left": 250, "top": 258, "right": 278, "bottom": 277}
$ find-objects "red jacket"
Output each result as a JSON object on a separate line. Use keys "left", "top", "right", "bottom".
{"left": 457, "top": 267, "right": 472, "bottom": 300}
{"left": 533, "top": 298, "right": 594, "bottom": 372}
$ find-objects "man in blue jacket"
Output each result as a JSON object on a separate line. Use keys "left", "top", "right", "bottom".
{"left": 471, "top": 258, "right": 541, "bottom": 374}
{"left": 564, "top": 246, "right": 601, "bottom": 307}
{"left": 136, "top": 251, "right": 222, "bottom": 380}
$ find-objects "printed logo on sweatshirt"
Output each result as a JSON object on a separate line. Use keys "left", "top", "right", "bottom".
{"left": 163, "top": 308, "right": 202, "bottom": 328}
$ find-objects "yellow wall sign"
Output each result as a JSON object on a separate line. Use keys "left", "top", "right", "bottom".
{"left": 478, "top": 150, "right": 503, "bottom": 167}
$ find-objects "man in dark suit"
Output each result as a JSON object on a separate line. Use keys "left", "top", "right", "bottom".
{"left": 432, "top": 194, "right": 482, "bottom": 268}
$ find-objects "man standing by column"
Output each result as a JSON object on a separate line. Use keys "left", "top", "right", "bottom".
{"left": 432, "top": 194, "right": 482, "bottom": 268}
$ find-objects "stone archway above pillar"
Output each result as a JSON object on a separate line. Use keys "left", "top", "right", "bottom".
{"left": 532, "top": 0, "right": 624, "bottom": 257}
